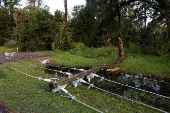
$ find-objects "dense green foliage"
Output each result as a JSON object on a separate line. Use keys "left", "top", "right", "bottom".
{"left": 14, "top": 7, "right": 56, "bottom": 51}
{"left": 0, "top": 0, "right": 170, "bottom": 55}
{"left": 0, "top": 0, "right": 20, "bottom": 45}
{"left": 69, "top": 0, "right": 170, "bottom": 55}
{"left": 0, "top": 8, "right": 9, "bottom": 45}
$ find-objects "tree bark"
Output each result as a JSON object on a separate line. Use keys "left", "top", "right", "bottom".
{"left": 144, "top": 2, "right": 147, "bottom": 29}
{"left": 164, "top": 12, "right": 170, "bottom": 40}
{"left": 10, "top": 0, "right": 12, "bottom": 11}
{"left": 38, "top": 0, "right": 40, "bottom": 7}
{"left": 116, "top": 0, "right": 122, "bottom": 37}
{"left": 64, "top": 0, "right": 67, "bottom": 32}
{"left": 118, "top": 37, "right": 124, "bottom": 61}
{"left": 4, "top": 0, "right": 7, "bottom": 7}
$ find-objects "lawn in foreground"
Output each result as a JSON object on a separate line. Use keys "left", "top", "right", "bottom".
{"left": 0, "top": 61, "right": 159, "bottom": 113}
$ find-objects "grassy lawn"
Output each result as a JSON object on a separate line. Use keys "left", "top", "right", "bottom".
{"left": 0, "top": 46, "right": 17, "bottom": 54}
{"left": 0, "top": 61, "right": 160, "bottom": 113}
{"left": 0, "top": 45, "right": 170, "bottom": 112}
{"left": 50, "top": 46, "right": 170, "bottom": 78}
{"left": 114, "top": 55, "right": 170, "bottom": 77}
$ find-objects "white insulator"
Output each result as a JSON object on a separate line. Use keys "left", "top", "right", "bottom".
{"left": 52, "top": 87, "right": 59, "bottom": 93}
{"left": 90, "top": 73, "right": 99, "bottom": 78}
{"left": 87, "top": 75, "right": 91, "bottom": 82}
{"left": 90, "top": 84, "right": 94, "bottom": 87}
{"left": 65, "top": 72, "right": 73, "bottom": 77}
{"left": 73, "top": 80, "right": 78, "bottom": 88}
{"left": 54, "top": 80, "right": 57, "bottom": 83}
{"left": 44, "top": 78, "right": 51, "bottom": 82}
{"left": 52, "top": 84, "right": 68, "bottom": 93}
{"left": 61, "top": 87, "right": 68, "bottom": 94}
{"left": 41, "top": 60, "right": 50, "bottom": 64}
{"left": 79, "top": 78, "right": 86, "bottom": 83}
{"left": 100, "top": 77, "right": 104, "bottom": 81}
{"left": 50, "top": 78, "right": 58, "bottom": 80}
{"left": 78, "top": 69, "right": 85, "bottom": 72}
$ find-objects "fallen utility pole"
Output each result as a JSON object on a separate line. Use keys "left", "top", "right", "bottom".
{"left": 49, "top": 58, "right": 120, "bottom": 89}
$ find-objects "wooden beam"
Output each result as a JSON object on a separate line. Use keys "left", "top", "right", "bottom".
{"left": 49, "top": 58, "right": 120, "bottom": 89}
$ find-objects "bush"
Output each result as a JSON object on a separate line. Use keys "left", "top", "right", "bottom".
{"left": 5, "top": 40, "right": 16, "bottom": 47}
{"left": 74, "top": 42, "right": 87, "bottom": 51}
{"left": 52, "top": 31, "right": 75, "bottom": 50}
{"left": 69, "top": 42, "right": 87, "bottom": 54}
{"left": 14, "top": 8, "right": 55, "bottom": 52}
{"left": 124, "top": 43, "right": 141, "bottom": 55}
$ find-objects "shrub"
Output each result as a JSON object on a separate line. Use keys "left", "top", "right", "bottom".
{"left": 69, "top": 42, "right": 87, "bottom": 54}
{"left": 124, "top": 42, "right": 141, "bottom": 55}
{"left": 53, "top": 31, "right": 75, "bottom": 50}
{"left": 74, "top": 42, "right": 87, "bottom": 51}
{"left": 5, "top": 40, "right": 16, "bottom": 47}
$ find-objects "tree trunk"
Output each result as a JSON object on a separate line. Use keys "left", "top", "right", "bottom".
{"left": 118, "top": 37, "right": 124, "bottom": 61}
{"left": 4, "top": 0, "right": 7, "bottom": 7}
{"left": 116, "top": 0, "right": 122, "bottom": 37}
{"left": 10, "top": 0, "right": 12, "bottom": 11}
{"left": 167, "top": 14, "right": 170, "bottom": 40}
{"left": 64, "top": 0, "right": 67, "bottom": 32}
{"left": 144, "top": 3, "right": 147, "bottom": 29}
{"left": 38, "top": 0, "right": 40, "bottom": 7}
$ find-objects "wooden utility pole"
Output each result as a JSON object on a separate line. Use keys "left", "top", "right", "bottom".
{"left": 64, "top": 0, "right": 67, "bottom": 32}
{"left": 49, "top": 58, "right": 119, "bottom": 89}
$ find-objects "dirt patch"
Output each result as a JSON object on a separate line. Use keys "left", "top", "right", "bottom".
{"left": 0, "top": 98, "right": 10, "bottom": 113}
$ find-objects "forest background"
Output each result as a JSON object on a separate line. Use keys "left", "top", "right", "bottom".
{"left": 0, "top": 0, "right": 170, "bottom": 56}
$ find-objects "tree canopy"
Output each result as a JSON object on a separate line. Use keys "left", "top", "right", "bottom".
{"left": 0, "top": 0, "right": 169, "bottom": 55}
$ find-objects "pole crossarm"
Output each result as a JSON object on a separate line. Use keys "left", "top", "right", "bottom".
{"left": 49, "top": 58, "right": 120, "bottom": 89}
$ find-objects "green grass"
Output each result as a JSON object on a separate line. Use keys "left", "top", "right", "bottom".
{"left": 51, "top": 46, "right": 170, "bottom": 78}
{"left": 114, "top": 55, "right": 170, "bottom": 77}
{"left": 0, "top": 61, "right": 160, "bottom": 113}
{"left": 0, "top": 46, "right": 51, "bottom": 54}
{"left": 0, "top": 46, "right": 17, "bottom": 54}
{"left": 0, "top": 45, "right": 170, "bottom": 112}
